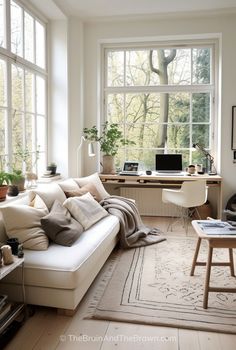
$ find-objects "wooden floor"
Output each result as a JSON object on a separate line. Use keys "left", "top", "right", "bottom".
{"left": 4, "top": 217, "right": 236, "bottom": 350}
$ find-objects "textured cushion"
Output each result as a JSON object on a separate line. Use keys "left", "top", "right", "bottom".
{"left": 1, "top": 205, "right": 49, "bottom": 250}
{"left": 63, "top": 192, "right": 108, "bottom": 230}
{"left": 74, "top": 172, "right": 110, "bottom": 200}
{"left": 28, "top": 183, "right": 66, "bottom": 210}
{"left": 65, "top": 183, "right": 102, "bottom": 202}
{"left": 41, "top": 200, "right": 84, "bottom": 246}
{"left": 58, "top": 178, "right": 80, "bottom": 192}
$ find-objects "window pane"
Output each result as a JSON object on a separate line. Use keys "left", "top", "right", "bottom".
{"left": 0, "top": 59, "right": 7, "bottom": 106}
{"left": 126, "top": 93, "right": 160, "bottom": 123}
{"left": 36, "top": 76, "right": 45, "bottom": 115}
{"left": 11, "top": 0, "right": 23, "bottom": 56}
{"left": 24, "top": 12, "right": 34, "bottom": 63}
{"left": 107, "top": 94, "right": 124, "bottom": 123}
{"left": 192, "top": 48, "right": 210, "bottom": 84}
{"left": 12, "top": 111, "right": 23, "bottom": 154}
{"left": 126, "top": 123, "right": 160, "bottom": 148}
{"left": 35, "top": 21, "right": 45, "bottom": 68}
{"left": 0, "top": 0, "right": 5, "bottom": 48}
{"left": 12, "top": 64, "right": 24, "bottom": 111}
{"left": 25, "top": 71, "right": 35, "bottom": 112}
{"left": 192, "top": 93, "right": 210, "bottom": 122}
{"left": 167, "top": 125, "right": 190, "bottom": 148}
{"left": 0, "top": 108, "right": 6, "bottom": 158}
{"left": 126, "top": 50, "right": 154, "bottom": 86}
{"left": 25, "top": 113, "right": 34, "bottom": 152}
{"left": 37, "top": 115, "right": 46, "bottom": 151}
{"left": 169, "top": 93, "right": 190, "bottom": 123}
{"left": 107, "top": 51, "right": 124, "bottom": 87}
{"left": 167, "top": 49, "right": 191, "bottom": 85}
{"left": 192, "top": 124, "right": 209, "bottom": 148}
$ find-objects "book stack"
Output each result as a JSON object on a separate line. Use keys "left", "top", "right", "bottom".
{"left": 0, "top": 295, "right": 11, "bottom": 321}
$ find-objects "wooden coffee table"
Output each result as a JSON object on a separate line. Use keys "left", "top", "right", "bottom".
{"left": 191, "top": 220, "right": 236, "bottom": 309}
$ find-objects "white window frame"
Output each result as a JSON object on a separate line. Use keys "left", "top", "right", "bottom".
{"left": 0, "top": 0, "right": 47, "bottom": 173}
{"left": 100, "top": 36, "right": 219, "bottom": 171}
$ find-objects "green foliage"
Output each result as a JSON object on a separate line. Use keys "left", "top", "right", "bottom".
{"left": 0, "top": 171, "right": 22, "bottom": 186}
{"left": 84, "top": 122, "right": 135, "bottom": 157}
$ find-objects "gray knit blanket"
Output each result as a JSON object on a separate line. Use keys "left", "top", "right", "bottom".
{"left": 100, "top": 196, "right": 166, "bottom": 249}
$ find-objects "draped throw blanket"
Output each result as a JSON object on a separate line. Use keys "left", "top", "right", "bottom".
{"left": 100, "top": 196, "right": 166, "bottom": 248}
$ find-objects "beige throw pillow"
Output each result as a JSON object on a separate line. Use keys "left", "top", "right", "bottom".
{"left": 64, "top": 183, "right": 102, "bottom": 202}
{"left": 74, "top": 172, "right": 110, "bottom": 201}
{"left": 1, "top": 205, "right": 49, "bottom": 250}
{"left": 28, "top": 183, "right": 67, "bottom": 210}
{"left": 58, "top": 178, "right": 80, "bottom": 192}
{"left": 63, "top": 192, "right": 108, "bottom": 230}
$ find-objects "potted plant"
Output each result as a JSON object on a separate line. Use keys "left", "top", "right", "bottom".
{"left": 11, "top": 169, "right": 25, "bottom": 192}
{"left": 47, "top": 162, "right": 57, "bottom": 175}
{"left": 83, "top": 122, "right": 135, "bottom": 174}
{"left": 0, "top": 172, "right": 21, "bottom": 201}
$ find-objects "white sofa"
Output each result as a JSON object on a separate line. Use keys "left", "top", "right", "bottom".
{"left": 0, "top": 176, "right": 120, "bottom": 313}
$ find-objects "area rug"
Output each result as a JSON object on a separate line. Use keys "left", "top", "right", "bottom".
{"left": 87, "top": 236, "right": 236, "bottom": 334}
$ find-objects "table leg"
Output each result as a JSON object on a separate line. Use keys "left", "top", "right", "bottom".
{"left": 203, "top": 245, "right": 213, "bottom": 309}
{"left": 190, "top": 238, "right": 202, "bottom": 276}
{"left": 229, "top": 248, "right": 235, "bottom": 277}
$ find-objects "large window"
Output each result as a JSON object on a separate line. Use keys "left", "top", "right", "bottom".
{"left": 104, "top": 42, "right": 216, "bottom": 171}
{"left": 0, "top": 0, "right": 47, "bottom": 174}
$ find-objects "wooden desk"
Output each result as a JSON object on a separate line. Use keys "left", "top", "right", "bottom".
{"left": 100, "top": 173, "right": 222, "bottom": 218}
{"left": 191, "top": 220, "right": 236, "bottom": 309}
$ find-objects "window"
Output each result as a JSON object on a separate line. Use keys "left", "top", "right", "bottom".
{"left": 104, "top": 42, "right": 216, "bottom": 171}
{"left": 0, "top": 0, "right": 47, "bottom": 174}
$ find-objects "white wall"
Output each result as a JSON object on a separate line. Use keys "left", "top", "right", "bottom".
{"left": 82, "top": 13, "right": 236, "bottom": 207}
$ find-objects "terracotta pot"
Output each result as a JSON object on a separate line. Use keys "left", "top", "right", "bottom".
{"left": 0, "top": 185, "right": 8, "bottom": 202}
{"left": 102, "top": 155, "right": 116, "bottom": 174}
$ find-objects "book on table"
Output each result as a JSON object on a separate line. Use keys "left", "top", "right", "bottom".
{"left": 196, "top": 220, "right": 236, "bottom": 235}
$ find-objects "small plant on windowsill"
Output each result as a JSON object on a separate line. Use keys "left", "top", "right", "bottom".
{"left": 83, "top": 122, "right": 135, "bottom": 174}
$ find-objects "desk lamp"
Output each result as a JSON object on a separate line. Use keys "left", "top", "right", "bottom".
{"left": 77, "top": 136, "right": 95, "bottom": 176}
{"left": 192, "top": 143, "right": 216, "bottom": 175}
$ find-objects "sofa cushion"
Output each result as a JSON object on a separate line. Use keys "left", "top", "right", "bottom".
{"left": 74, "top": 172, "right": 110, "bottom": 200}
{"left": 16, "top": 214, "right": 120, "bottom": 289}
{"left": 41, "top": 200, "right": 84, "bottom": 246}
{"left": 1, "top": 205, "right": 49, "bottom": 250}
{"left": 64, "top": 183, "right": 102, "bottom": 202}
{"left": 58, "top": 178, "right": 80, "bottom": 192}
{"left": 63, "top": 192, "right": 108, "bottom": 230}
{"left": 28, "top": 183, "right": 66, "bottom": 210}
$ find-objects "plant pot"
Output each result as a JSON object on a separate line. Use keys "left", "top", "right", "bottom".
{"left": 0, "top": 185, "right": 8, "bottom": 201}
{"left": 102, "top": 155, "right": 116, "bottom": 174}
{"left": 12, "top": 177, "right": 25, "bottom": 192}
{"left": 7, "top": 185, "right": 19, "bottom": 197}
{"left": 47, "top": 165, "right": 57, "bottom": 175}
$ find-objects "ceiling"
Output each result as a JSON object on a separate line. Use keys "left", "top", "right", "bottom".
{"left": 29, "top": 0, "right": 236, "bottom": 20}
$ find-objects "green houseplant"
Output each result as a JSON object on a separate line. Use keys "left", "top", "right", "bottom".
{"left": 0, "top": 172, "right": 22, "bottom": 201}
{"left": 83, "top": 122, "right": 135, "bottom": 174}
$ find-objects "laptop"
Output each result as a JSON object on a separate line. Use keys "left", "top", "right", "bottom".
{"left": 155, "top": 154, "right": 183, "bottom": 174}
{"left": 119, "top": 161, "right": 140, "bottom": 176}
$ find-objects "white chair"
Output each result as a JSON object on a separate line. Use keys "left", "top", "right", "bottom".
{"left": 162, "top": 180, "right": 208, "bottom": 233}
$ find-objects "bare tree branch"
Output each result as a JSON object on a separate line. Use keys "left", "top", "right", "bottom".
{"left": 165, "top": 49, "right": 177, "bottom": 65}
{"left": 149, "top": 50, "right": 160, "bottom": 75}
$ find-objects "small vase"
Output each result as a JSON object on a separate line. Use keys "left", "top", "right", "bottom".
{"left": 102, "top": 155, "right": 116, "bottom": 174}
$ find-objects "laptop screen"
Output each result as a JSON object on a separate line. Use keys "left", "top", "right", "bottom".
{"left": 155, "top": 154, "right": 182, "bottom": 172}
{"left": 123, "top": 161, "right": 139, "bottom": 172}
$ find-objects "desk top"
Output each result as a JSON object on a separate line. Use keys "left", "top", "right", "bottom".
{"left": 100, "top": 173, "right": 222, "bottom": 183}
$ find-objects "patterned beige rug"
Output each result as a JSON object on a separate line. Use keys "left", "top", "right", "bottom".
{"left": 87, "top": 236, "right": 236, "bottom": 334}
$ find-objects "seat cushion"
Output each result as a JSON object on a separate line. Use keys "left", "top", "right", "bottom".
{"left": 15, "top": 214, "right": 120, "bottom": 289}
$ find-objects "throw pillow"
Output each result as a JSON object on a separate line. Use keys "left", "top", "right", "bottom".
{"left": 64, "top": 183, "right": 102, "bottom": 202}
{"left": 1, "top": 205, "right": 49, "bottom": 250}
{"left": 63, "top": 192, "right": 108, "bottom": 230}
{"left": 28, "top": 183, "right": 67, "bottom": 210}
{"left": 41, "top": 200, "right": 84, "bottom": 246}
{"left": 58, "top": 178, "right": 80, "bottom": 192}
{"left": 74, "top": 172, "right": 110, "bottom": 201}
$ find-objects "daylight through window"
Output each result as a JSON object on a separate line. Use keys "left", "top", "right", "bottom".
{"left": 104, "top": 43, "right": 216, "bottom": 171}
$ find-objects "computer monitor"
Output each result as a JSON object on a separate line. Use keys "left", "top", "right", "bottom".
{"left": 155, "top": 154, "right": 183, "bottom": 173}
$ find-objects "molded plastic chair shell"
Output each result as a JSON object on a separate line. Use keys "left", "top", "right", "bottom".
{"left": 162, "top": 180, "right": 208, "bottom": 209}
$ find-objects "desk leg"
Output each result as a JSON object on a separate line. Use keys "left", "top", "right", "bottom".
{"left": 203, "top": 245, "right": 213, "bottom": 309}
{"left": 229, "top": 248, "right": 235, "bottom": 277}
{"left": 190, "top": 238, "right": 202, "bottom": 276}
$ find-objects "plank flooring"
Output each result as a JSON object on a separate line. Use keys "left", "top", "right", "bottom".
{"left": 4, "top": 217, "right": 236, "bottom": 350}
